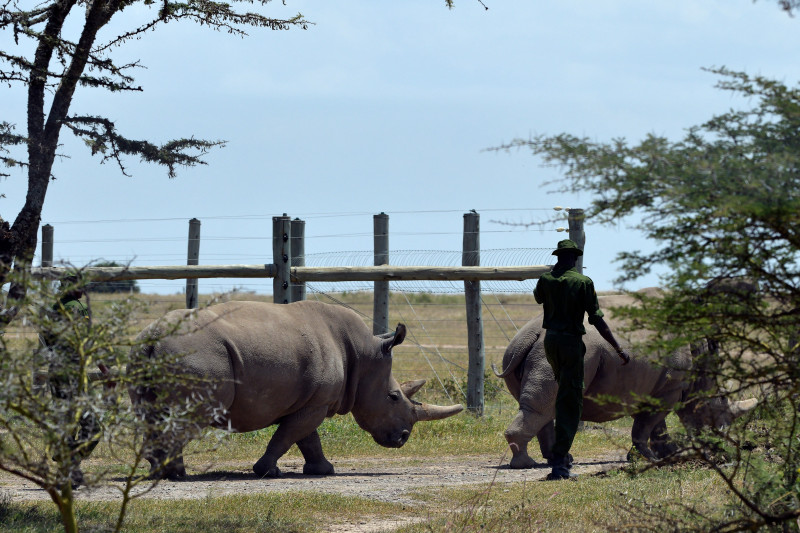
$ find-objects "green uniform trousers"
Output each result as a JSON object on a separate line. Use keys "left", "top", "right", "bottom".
{"left": 544, "top": 330, "right": 586, "bottom": 459}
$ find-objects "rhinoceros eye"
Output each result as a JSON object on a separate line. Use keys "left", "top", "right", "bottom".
{"left": 388, "top": 391, "right": 401, "bottom": 402}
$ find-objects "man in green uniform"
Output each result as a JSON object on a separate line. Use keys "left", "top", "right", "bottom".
{"left": 43, "top": 274, "right": 100, "bottom": 488}
{"left": 534, "top": 239, "right": 631, "bottom": 480}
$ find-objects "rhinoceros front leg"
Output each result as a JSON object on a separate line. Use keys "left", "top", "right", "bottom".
{"left": 296, "top": 430, "right": 335, "bottom": 476}
{"left": 253, "top": 407, "right": 328, "bottom": 478}
{"left": 628, "top": 412, "right": 668, "bottom": 461}
{"left": 649, "top": 418, "right": 678, "bottom": 458}
{"left": 505, "top": 408, "right": 551, "bottom": 469}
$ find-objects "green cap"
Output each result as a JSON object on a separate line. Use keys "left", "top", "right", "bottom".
{"left": 552, "top": 239, "right": 583, "bottom": 256}
{"left": 58, "top": 271, "right": 82, "bottom": 292}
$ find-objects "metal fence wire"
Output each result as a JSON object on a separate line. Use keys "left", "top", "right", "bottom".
{"left": 298, "top": 248, "right": 553, "bottom": 411}
{"left": 302, "top": 248, "right": 554, "bottom": 293}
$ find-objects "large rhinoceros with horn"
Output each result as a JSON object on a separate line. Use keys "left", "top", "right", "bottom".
{"left": 129, "top": 300, "right": 463, "bottom": 479}
{"left": 493, "top": 290, "right": 757, "bottom": 469}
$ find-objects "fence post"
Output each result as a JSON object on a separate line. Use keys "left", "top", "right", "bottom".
{"left": 568, "top": 208, "right": 586, "bottom": 432}
{"left": 41, "top": 224, "right": 53, "bottom": 267}
{"left": 34, "top": 224, "right": 55, "bottom": 394}
{"left": 568, "top": 208, "right": 585, "bottom": 275}
{"left": 463, "top": 210, "right": 484, "bottom": 415}
{"left": 186, "top": 218, "right": 201, "bottom": 309}
{"left": 273, "top": 214, "right": 292, "bottom": 304}
{"left": 373, "top": 212, "right": 390, "bottom": 335}
{"left": 291, "top": 218, "right": 306, "bottom": 302}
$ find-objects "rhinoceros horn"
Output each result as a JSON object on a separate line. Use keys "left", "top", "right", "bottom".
{"left": 414, "top": 402, "right": 464, "bottom": 422}
{"left": 400, "top": 379, "right": 462, "bottom": 421}
{"left": 729, "top": 398, "right": 758, "bottom": 417}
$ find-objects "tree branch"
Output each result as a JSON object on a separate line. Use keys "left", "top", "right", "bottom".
{"left": 63, "top": 115, "right": 224, "bottom": 177}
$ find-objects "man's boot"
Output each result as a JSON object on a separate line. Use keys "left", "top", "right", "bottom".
{"left": 544, "top": 455, "right": 575, "bottom": 481}
{"left": 70, "top": 467, "right": 84, "bottom": 489}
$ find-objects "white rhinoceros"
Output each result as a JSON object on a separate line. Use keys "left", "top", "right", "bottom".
{"left": 493, "top": 290, "right": 757, "bottom": 469}
{"left": 129, "top": 300, "right": 463, "bottom": 479}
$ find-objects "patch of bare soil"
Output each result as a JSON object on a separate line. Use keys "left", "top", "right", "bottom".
{"left": 0, "top": 453, "right": 627, "bottom": 531}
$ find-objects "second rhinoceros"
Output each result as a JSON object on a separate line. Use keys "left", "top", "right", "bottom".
{"left": 493, "top": 290, "right": 756, "bottom": 469}
{"left": 129, "top": 300, "right": 463, "bottom": 479}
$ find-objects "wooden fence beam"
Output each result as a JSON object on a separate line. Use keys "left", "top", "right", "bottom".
{"left": 31, "top": 264, "right": 550, "bottom": 282}
{"left": 32, "top": 265, "right": 278, "bottom": 281}
{"left": 292, "top": 266, "right": 550, "bottom": 282}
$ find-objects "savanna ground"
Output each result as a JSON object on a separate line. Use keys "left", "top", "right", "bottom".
{"left": 0, "top": 292, "right": 736, "bottom": 531}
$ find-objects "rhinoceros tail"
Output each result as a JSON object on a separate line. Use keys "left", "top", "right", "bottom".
{"left": 492, "top": 330, "right": 541, "bottom": 378}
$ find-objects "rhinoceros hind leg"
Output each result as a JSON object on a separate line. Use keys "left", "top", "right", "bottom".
{"left": 505, "top": 409, "right": 550, "bottom": 469}
{"left": 145, "top": 446, "right": 187, "bottom": 480}
{"left": 297, "top": 431, "right": 335, "bottom": 476}
{"left": 165, "top": 455, "right": 187, "bottom": 480}
{"left": 302, "top": 462, "right": 334, "bottom": 476}
{"left": 536, "top": 420, "right": 556, "bottom": 461}
{"left": 253, "top": 407, "right": 328, "bottom": 478}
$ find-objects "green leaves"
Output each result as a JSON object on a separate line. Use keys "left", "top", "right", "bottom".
{"left": 506, "top": 68, "right": 800, "bottom": 530}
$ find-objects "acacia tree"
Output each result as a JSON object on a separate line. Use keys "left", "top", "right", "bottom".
{"left": 497, "top": 68, "right": 800, "bottom": 530}
{"left": 0, "top": 271, "right": 223, "bottom": 533}
{"left": 0, "top": 0, "right": 309, "bottom": 325}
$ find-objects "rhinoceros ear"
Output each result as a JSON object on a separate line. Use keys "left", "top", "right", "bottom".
{"left": 392, "top": 323, "right": 406, "bottom": 346}
{"left": 380, "top": 323, "right": 407, "bottom": 357}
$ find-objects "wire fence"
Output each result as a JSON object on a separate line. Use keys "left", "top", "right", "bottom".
{"left": 38, "top": 207, "right": 568, "bottom": 296}
{"left": 302, "top": 248, "right": 554, "bottom": 294}
{"left": 304, "top": 287, "right": 541, "bottom": 411}
{"left": 16, "top": 208, "right": 567, "bottom": 412}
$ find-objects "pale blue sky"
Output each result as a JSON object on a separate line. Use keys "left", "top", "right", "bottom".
{"left": 2, "top": 0, "right": 799, "bottom": 294}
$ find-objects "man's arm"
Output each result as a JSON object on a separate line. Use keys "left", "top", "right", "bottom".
{"left": 533, "top": 278, "right": 544, "bottom": 304}
{"left": 592, "top": 316, "right": 630, "bottom": 365}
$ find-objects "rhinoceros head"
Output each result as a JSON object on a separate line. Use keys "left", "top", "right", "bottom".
{"left": 351, "top": 323, "right": 463, "bottom": 448}
{"left": 676, "top": 373, "right": 758, "bottom": 430}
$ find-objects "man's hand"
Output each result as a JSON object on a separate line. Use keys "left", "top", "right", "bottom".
{"left": 593, "top": 318, "right": 631, "bottom": 366}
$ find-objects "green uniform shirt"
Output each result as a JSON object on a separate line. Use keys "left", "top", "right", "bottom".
{"left": 41, "top": 296, "right": 88, "bottom": 347}
{"left": 533, "top": 266, "right": 603, "bottom": 336}
{"left": 57, "top": 297, "right": 88, "bottom": 318}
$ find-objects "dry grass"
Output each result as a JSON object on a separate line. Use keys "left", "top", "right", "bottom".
{"left": 3, "top": 290, "right": 676, "bottom": 533}
{"left": 402, "top": 464, "right": 732, "bottom": 532}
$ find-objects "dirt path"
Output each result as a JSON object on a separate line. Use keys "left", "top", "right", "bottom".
{"left": 2, "top": 453, "right": 628, "bottom": 504}
{"left": 1, "top": 452, "right": 628, "bottom": 531}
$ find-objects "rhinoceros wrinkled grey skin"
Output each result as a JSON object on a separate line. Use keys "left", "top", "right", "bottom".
{"left": 494, "top": 289, "right": 757, "bottom": 469}
{"left": 128, "top": 300, "right": 463, "bottom": 479}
